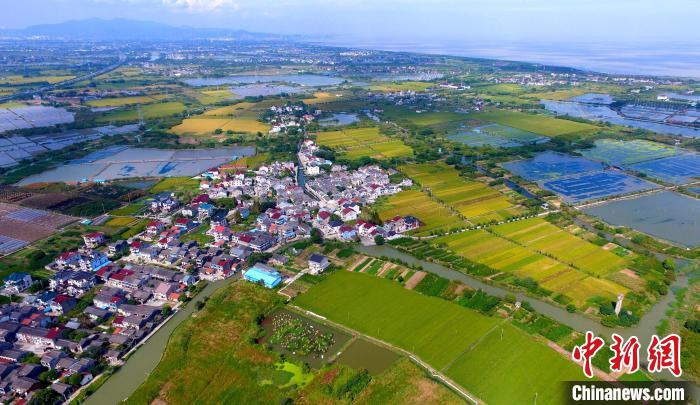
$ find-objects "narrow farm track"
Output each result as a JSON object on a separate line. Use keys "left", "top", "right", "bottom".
{"left": 291, "top": 305, "right": 482, "bottom": 404}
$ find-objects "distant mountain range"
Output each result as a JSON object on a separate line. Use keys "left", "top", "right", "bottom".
{"left": 0, "top": 18, "right": 289, "bottom": 41}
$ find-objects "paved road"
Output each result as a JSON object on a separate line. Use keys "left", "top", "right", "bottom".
{"left": 0, "top": 53, "right": 126, "bottom": 103}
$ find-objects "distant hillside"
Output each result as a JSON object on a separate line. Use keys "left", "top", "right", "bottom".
{"left": 0, "top": 18, "right": 288, "bottom": 41}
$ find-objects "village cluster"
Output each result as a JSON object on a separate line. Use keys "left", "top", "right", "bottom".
{"left": 0, "top": 138, "right": 421, "bottom": 402}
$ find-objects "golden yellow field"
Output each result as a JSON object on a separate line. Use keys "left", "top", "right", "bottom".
{"left": 316, "top": 127, "right": 412, "bottom": 160}
{"left": 399, "top": 163, "right": 523, "bottom": 224}
{"left": 303, "top": 91, "right": 345, "bottom": 104}
{"left": 377, "top": 190, "right": 468, "bottom": 235}
{"left": 203, "top": 102, "right": 259, "bottom": 117}
{"left": 170, "top": 118, "right": 269, "bottom": 135}
{"left": 193, "top": 88, "right": 234, "bottom": 104}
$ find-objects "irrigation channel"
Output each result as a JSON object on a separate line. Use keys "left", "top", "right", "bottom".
{"left": 84, "top": 244, "right": 697, "bottom": 403}
{"left": 83, "top": 277, "right": 235, "bottom": 405}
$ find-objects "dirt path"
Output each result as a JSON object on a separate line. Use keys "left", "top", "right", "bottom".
{"left": 348, "top": 255, "right": 368, "bottom": 272}
{"left": 546, "top": 341, "right": 617, "bottom": 382}
{"left": 405, "top": 271, "right": 426, "bottom": 290}
{"left": 377, "top": 262, "right": 394, "bottom": 277}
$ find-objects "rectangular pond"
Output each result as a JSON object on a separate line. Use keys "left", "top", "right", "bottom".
{"left": 582, "top": 191, "right": 700, "bottom": 247}
{"left": 629, "top": 153, "right": 700, "bottom": 185}
{"left": 18, "top": 146, "right": 255, "bottom": 185}
{"left": 335, "top": 338, "right": 401, "bottom": 375}
{"left": 542, "top": 170, "right": 659, "bottom": 204}
{"left": 449, "top": 123, "right": 548, "bottom": 149}
{"left": 502, "top": 151, "right": 604, "bottom": 181}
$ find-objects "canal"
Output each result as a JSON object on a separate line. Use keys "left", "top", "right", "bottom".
{"left": 84, "top": 277, "right": 235, "bottom": 405}
{"left": 356, "top": 245, "right": 698, "bottom": 393}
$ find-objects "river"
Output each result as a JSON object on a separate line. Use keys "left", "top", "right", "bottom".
{"left": 84, "top": 277, "right": 235, "bottom": 405}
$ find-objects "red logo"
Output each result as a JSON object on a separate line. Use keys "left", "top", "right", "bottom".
{"left": 647, "top": 334, "right": 682, "bottom": 377}
{"left": 572, "top": 331, "right": 605, "bottom": 378}
{"left": 609, "top": 333, "right": 640, "bottom": 374}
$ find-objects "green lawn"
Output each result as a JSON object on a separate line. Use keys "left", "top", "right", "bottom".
{"left": 295, "top": 271, "right": 584, "bottom": 404}
{"left": 96, "top": 101, "right": 185, "bottom": 123}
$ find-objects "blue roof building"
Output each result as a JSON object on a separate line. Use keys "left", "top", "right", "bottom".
{"left": 244, "top": 263, "right": 282, "bottom": 288}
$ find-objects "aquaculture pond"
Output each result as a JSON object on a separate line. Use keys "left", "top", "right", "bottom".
{"left": 502, "top": 151, "right": 604, "bottom": 181}
{"left": 230, "top": 84, "right": 307, "bottom": 99}
{"left": 318, "top": 112, "right": 360, "bottom": 127}
{"left": 19, "top": 146, "right": 255, "bottom": 185}
{"left": 261, "top": 308, "right": 350, "bottom": 368}
{"left": 449, "top": 123, "right": 548, "bottom": 148}
{"left": 335, "top": 338, "right": 401, "bottom": 375}
{"left": 583, "top": 191, "right": 700, "bottom": 247}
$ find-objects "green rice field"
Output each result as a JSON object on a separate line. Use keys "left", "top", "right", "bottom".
{"left": 315, "top": 127, "right": 412, "bottom": 160}
{"left": 472, "top": 110, "right": 598, "bottom": 137}
{"left": 96, "top": 101, "right": 186, "bottom": 123}
{"left": 491, "top": 218, "right": 628, "bottom": 276}
{"left": 295, "top": 271, "right": 582, "bottom": 404}
{"left": 399, "top": 163, "right": 523, "bottom": 224}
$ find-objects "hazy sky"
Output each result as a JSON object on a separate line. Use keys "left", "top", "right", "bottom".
{"left": 3, "top": 0, "right": 699, "bottom": 45}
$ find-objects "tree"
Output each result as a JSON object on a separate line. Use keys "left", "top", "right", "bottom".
{"left": 374, "top": 235, "right": 385, "bottom": 245}
{"left": 310, "top": 228, "right": 323, "bottom": 244}
{"left": 161, "top": 305, "right": 173, "bottom": 317}
{"left": 66, "top": 372, "right": 83, "bottom": 386}
{"left": 233, "top": 210, "right": 243, "bottom": 224}
{"left": 28, "top": 388, "right": 61, "bottom": 405}
{"left": 251, "top": 199, "right": 262, "bottom": 215}
{"left": 662, "top": 258, "right": 676, "bottom": 271}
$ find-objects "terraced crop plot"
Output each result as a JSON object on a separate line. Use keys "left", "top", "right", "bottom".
{"left": 399, "top": 163, "right": 522, "bottom": 224}
{"left": 542, "top": 170, "right": 658, "bottom": 204}
{"left": 295, "top": 271, "right": 582, "bottom": 404}
{"left": 580, "top": 139, "right": 679, "bottom": 166}
{"left": 0, "top": 202, "right": 75, "bottom": 253}
{"left": 315, "top": 127, "right": 412, "bottom": 160}
{"left": 628, "top": 153, "right": 700, "bottom": 185}
{"left": 434, "top": 230, "right": 628, "bottom": 305}
{"left": 491, "top": 218, "right": 627, "bottom": 276}
{"left": 502, "top": 151, "right": 604, "bottom": 181}
{"left": 376, "top": 190, "right": 468, "bottom": 235}
{"left": 472, "top": 110, "right": 598, "bottom": 137}
{"left": 449, "top": 123, "right": 549, "bottom": 148}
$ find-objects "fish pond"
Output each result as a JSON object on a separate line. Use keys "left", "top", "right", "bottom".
{"left": 318, "top": 112, "right": 360, "bottom": 127}
{"left": 449, "top": 123, "right": 548, "bottom": 148}
{"left": 582, "top": 191, "right": 700, "bottom": 247}
{"left": 18, "top": 146, "right": 255, "bottom": 185}
{"left": 261, "top": 308, "right": 350, "bottom": 368}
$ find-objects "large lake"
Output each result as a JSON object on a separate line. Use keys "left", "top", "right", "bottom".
{"left": 582, "top": 191, "right": 700, "bottom": 247}
{"left": 183, "top": 74, "right": 345, "bottom": 87}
